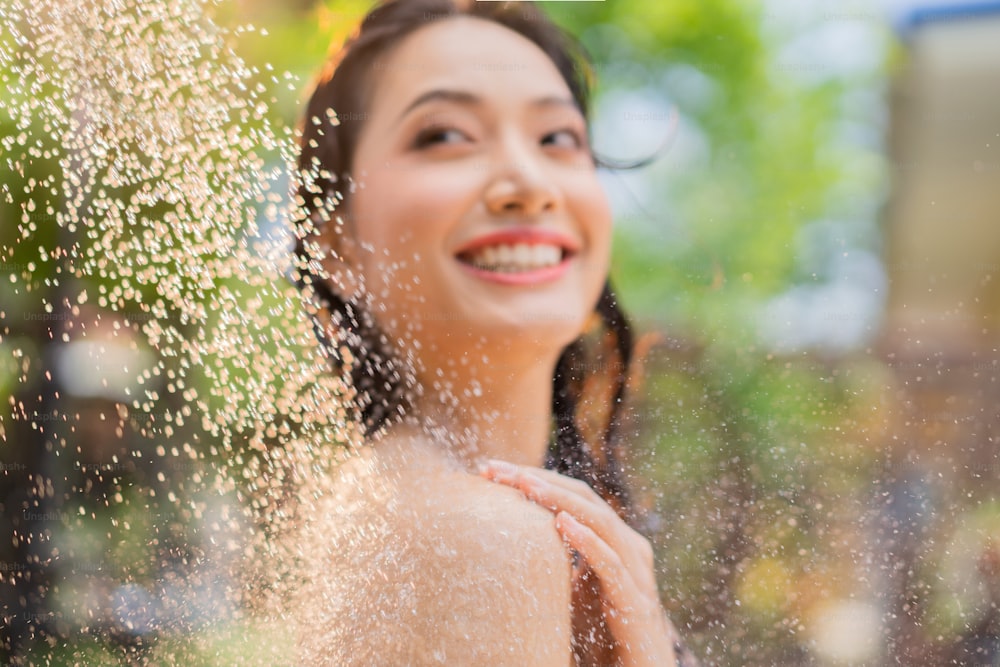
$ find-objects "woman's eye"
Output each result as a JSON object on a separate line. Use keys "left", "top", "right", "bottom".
{"left": 542, "top": 128, "right": 584, "bottom": 149}
{"left": 412, "top": 126, "right": 468, "bottom": 149}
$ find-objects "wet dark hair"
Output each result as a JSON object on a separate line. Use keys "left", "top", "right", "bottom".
{"left": 292, "top": 0, "right": 637, "bottom": 520}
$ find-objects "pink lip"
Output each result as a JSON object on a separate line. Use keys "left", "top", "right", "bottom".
{"left": 457, "top": 256, "right": 571, "bottom": 285}
{"left": 453, "top": 227, "right": 579, "bottom": 286}
{"left": 454, "top": 228, "right": 581, "bottom": 256}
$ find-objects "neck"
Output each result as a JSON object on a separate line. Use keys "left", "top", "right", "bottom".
{"left": 380, "top": 344, "right": 560, "bottom": 470}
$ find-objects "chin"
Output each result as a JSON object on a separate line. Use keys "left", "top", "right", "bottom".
{"left": 476, "top": 312, "right": 587, "bottom": 351}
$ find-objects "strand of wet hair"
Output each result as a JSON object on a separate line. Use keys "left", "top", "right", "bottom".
{"left": 595, "top": 281, "right": 636, "bottom": 520}
{"left": 547, "top": 281, "right": 635, "bottom": 523}
{"left": 292, "top": 237, "right": 407, "bottom": 436}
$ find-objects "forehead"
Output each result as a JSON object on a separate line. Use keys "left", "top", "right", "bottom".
{"left": 366, "top": 16, "right": 572, "bottom": 111}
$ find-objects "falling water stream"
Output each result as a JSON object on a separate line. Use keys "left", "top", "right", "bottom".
{"left": 0, "top": 0, "right": 374, "bottom": 662}
{"left": 1, "top": 0, "right": 585, "bottom": 663}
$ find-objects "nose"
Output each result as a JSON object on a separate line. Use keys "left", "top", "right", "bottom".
{"left": 483, "top": 135, "right": 560, "bottom": 218}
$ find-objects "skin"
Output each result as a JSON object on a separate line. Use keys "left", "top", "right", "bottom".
{"left": 298, "top": 439, "right": 574, "bottom": 666}
{"left": 480, "top": 460, "right": 684, "bottom": 666}
{"left": 329, "top": 13, "right": 609, "bottom": 466}
{"left": 323, "top": 15, "right": 681, "bottom": 667}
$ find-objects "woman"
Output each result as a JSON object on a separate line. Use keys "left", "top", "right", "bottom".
{"left": 290, "top": 0, "right": 696, "bottom": 664}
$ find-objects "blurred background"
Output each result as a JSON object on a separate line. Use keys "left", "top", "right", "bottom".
{"left": 2, "top": 0, "right": 1000, "bottom": 664}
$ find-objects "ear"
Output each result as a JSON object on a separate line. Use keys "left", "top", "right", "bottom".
{"left": 316, "top": 213, "right": 364, "bottom": 301}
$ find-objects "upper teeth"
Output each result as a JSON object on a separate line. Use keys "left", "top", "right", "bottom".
{"left": 467, "top": 243, "right": 563, "bottom": 272}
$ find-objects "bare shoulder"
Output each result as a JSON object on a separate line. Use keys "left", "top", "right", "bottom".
{"left": 302, "top": 454, "right": 573, "bottom": 666}
{"left": 403, "top": 471, "right": 572, "bottom": 662}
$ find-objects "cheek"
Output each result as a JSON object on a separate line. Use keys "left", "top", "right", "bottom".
{"left": 573, "top": 180, "right": 613, "bottom": 271}
{"left": 356, "top": 167, "right": 473, "bottom": 252}
{"left": 351, "top": 171, "right": 464, "bottom": 292}
{"left": 586, "top": 182, "right": 614, "bottom": 240}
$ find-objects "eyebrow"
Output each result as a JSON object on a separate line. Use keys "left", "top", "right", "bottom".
{"left": 396, "top": 88, "right": 579, "bottom": 123}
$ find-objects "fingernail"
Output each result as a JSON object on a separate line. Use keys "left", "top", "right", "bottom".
{"left": 484, "top": 458, "right": 517, "bottom": 476}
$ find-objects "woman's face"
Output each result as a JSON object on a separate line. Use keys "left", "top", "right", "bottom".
{"left": 339, "top": 16, "right": 612, "bottom": 366}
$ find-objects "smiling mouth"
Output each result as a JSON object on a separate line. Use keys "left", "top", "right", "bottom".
{"left": 456, "top": 242, "right": 570, "bottom": 273}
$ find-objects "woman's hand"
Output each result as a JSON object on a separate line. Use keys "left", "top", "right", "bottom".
{"left": 478, "top": 459, "right": 689, "bottom": 667}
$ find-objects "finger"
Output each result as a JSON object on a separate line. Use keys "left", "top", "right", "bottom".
{"left": 482, "top": 464, "right": 655, "bottom": 586}
{"left": 480, "top": 459, "right": 606, "bottom": 505}
{"left": 556, "top": 512, "right": 674, "bottom": 665}
{"left": 555, "top": 511, "right": 649, "bottom": 614}
{"left": 479, "top": 460, "right": 649, "bottom": 567}
{"left": 479, "top": 460, "right": 619, "bottom": 537}
{"left": 481, "top": 462, "right": 655, "bottom": 590}
{"left": 492, "top": 471, "right": 635, "bottom": 560}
